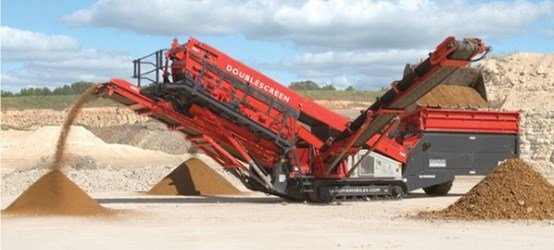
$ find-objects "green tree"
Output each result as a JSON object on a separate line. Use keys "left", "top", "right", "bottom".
{"left": 3, "top": 81, "right": 96, "bottom": 97}
{"left": 320, "top": 84, "right": 336, "bottom": 91}
{"left": 40, "top": 87, "right": 52, "bottom": 96}
{"left": 1, "top": 90, "right": 14, "bottom": 97}
{"left": 53, "top": 85, "right": 75, "bottom": 95}
{"left": 289, "top": 80, "right": 321, "bottom": 91}
{"left": 344, "top": 85, "right": 355, "bottom": 91}
{"left": 70, "top": 81, "right": 95, "bottom": 94}
{"left": 19, "top": 87, "right": 42, "bottom": 96}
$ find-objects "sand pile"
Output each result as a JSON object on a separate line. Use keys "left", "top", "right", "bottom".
{"left": 420, "top": 159, "right": 554, "bottom": 220}
{"left": 418, "top": 85, "right": 488, "bottom": 108}
{"left": 2, "top": 170, "right": 111, "bottom": 216}
{"left": 1, "top": 126, "right": 187, "bottom": 172}
{"left": 3, "top": 86, "right": 112, "bottom": 216}
{"left": 148, "top": 158, "right": 241, "bottom": 196}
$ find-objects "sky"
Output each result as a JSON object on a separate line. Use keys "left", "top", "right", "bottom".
{"left": 1, "top": 0, "right": 553, "bottom": 92}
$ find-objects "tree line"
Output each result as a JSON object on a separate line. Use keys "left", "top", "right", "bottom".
{"left": 1, "top": 82, "right": 96, "bottom": 97}
{"left": 1, "top": 80, "right": 357, "bottom": 97}
{"left": 288, "top": 80, "right": 355, "bottom": 91}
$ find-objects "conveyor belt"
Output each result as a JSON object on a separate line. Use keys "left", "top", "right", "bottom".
{"left": 322, "top": 38, "right": 485, "bottom": 167}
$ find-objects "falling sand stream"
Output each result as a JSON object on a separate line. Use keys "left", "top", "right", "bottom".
{"left": 3, "top": 85, "right": 113, "bottom": 216}
{"left": 51, "top": 86, "right": 101, "bottom": 170}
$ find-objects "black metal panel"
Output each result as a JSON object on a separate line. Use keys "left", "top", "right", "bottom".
{"left": 142, "top": 76, "right": 297, "bottom": 149}
{"left": 313, "top": 184, "right": 405, "bottom": 202}
{"left": 295, "top": 178, "right": 407, "bottom": 202}
{"left": 404, "top": 132, "right": 518, "bottom": 191}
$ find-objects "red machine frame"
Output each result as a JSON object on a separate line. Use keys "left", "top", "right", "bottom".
{"left": 97, "top": 36, "right": 519, "bottom": 200}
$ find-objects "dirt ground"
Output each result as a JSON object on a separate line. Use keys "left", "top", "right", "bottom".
{"left": 2, "top": 177, "right": 553, "bottom": 249}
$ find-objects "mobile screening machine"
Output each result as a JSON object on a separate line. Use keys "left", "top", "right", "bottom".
{"left": 98, "top": 37, "right": 519, "bottom": 201}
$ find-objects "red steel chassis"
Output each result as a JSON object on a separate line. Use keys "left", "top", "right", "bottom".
{"left": 97, "top": 36, "right": 519, "bottom": 199}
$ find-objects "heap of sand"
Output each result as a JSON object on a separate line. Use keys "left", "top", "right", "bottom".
{"left": 148, "top": 158, "right": 241, "bottom": 196}
{"left": 2, "top": 170, "right": 112, "bottom": 216}
{"left": 420, "top": 159, "right": 554, "bottom": 220}
{"left": 3, "top": 87, "right": 112, "bottom": 217}
{"left": 418, "top": 85, "right": 489, "bottom": 108}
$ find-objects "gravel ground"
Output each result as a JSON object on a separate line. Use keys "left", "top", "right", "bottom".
{"left": 2, "top": 165, "right": 177, "bottom": 196}
{"left": 1, "top": 153, "right": 247, "bottom": 196}
{"left": 2, "top": 178, "right": 554, "bottom": 250}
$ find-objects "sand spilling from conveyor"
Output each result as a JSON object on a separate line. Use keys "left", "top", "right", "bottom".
{"left": 420, "top": 159, "right": 554, "bottom": 220}
{"left": 51, "top": 87, "right": 99, "bottom": 170}
{"left": 148, "top": 158, "right": 241, "bottom": 195}
{"left": 3, "top": 86, "right": 111, "bottom": 216}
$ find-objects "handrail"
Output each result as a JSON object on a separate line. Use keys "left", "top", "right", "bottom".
{"left": 132, "top": 49, "right": 167, "bottom": 86}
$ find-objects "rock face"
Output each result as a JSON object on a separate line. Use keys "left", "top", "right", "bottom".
{"left": 480, "top": 53, "right": 553, "bottom": 111}
{"left": 1, "top": 107, "right": 148, "bottom": 129}
{"left": 88, "top": 121, "right": 191, "bottom": 155}
{"left": 518, "top": 111, "right": 554, "bottom": 175}
{"left": 480, "top": 53, "right": 554, "bottom": 174}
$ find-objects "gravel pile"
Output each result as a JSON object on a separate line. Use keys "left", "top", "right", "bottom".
{"left": 148, "top": 158, "right": 241, "bottom": 195}
{"left": 420, "top": 159, "right": 554, "bottom": 220}
{"left": 418, "top": 85, "right": 488, "bottom": 108}
{"left": 3, "top": 170, "right": 112, "bottom": 216}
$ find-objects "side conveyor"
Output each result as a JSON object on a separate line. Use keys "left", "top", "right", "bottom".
{"left": 320, "top": 37, "right": 487, "bottom": 173}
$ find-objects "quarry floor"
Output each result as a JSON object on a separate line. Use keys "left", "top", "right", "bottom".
{"left": 2, "top": 177, "right": 554, "bottom": 250}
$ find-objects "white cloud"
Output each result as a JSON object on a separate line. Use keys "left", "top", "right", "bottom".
{"left": 279, "top": 49, "right": 426, "bottom": 77}
{"left": 61, "top": 0, "right": 554, "bottom": 89}
{"left": 270, "top": 49, "right": 428, "bottom": 89}
{"left": 64, "top": 0, "right": 554, "bottom": 50}
{"left": 1, "top": 27, "right": 132, "bottom": 91}
{"left": 1, "top": 27, "right": 79, "bottom": 50}
{"left": 1, "top": 26, "right": 80, "bottom": 61}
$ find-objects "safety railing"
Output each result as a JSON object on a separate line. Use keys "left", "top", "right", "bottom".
{"left": 132, "top": 49, "right": 167, "bottom": 86}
